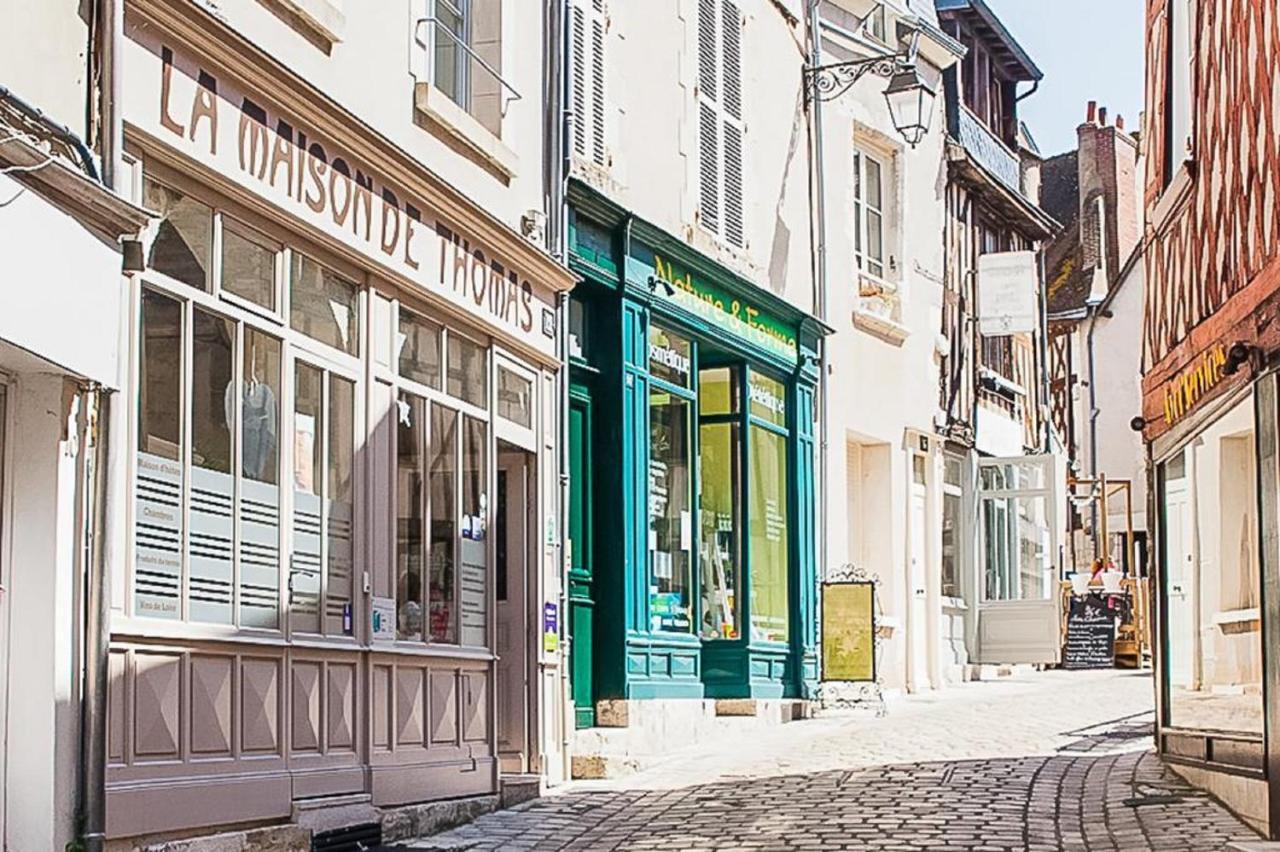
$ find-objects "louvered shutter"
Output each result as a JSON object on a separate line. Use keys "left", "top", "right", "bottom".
{"left": 697, "top": 0, "right": 746, "bottom": 249}
{"left": 570, "top": 0, "right": 607, "bottom": 167}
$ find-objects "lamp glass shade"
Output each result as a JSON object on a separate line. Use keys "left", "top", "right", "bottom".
{"left": 883, "top": 66, "right": 937, "bottom": 147}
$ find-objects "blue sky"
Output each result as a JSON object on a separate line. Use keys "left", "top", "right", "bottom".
{"left": 981, "top": 0, "right": 1146, "bottom": 157}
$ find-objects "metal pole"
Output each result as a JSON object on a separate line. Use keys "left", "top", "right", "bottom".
{"left": 78, "top": 388, "right": 110, "bottom": 852}
{"left": 806, "top": 0, "right": 830, "bottom": 661}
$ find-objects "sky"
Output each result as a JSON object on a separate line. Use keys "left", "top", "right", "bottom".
{"left": 980, "top": 0, "right": 1146, "bottom": 158}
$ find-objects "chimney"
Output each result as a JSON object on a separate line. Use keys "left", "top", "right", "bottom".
{"left": 1077, "top": 103, "right": 1140, "bottom": 289}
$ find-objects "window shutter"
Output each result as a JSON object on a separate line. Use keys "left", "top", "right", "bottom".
{"left": 698, "top": 0, "right": 719, "bottom": 101}
{"left": 570, "top": 0, "right": 607, "bottom": 167}
{"left": 697, "top": 0, "right": 745, "bottom": 249}
{"left": 590, "top": 1, "right": 606, "bottom": 165}
{"left": 699, "top": 103, "right": 721, "bottom": 233}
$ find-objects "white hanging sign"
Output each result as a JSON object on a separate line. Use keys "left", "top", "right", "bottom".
{"left": 976, "top": 251, "right": 1039, "bottom": 336}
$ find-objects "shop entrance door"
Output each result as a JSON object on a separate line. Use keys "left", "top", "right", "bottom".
{"left": 568, "top": 391, "right": 595, "bottom": 728}
{"left": 1164, "top": 457, "right": 1194, "bottom": 687}
{"left": 907, "top": 456, "right": 930, "bottom": 690}
{"left": 496, "top": 441, "right": 535, "bottom": 773}
{"left": 972, "top": 454, "right": 1063, "bottom": 665}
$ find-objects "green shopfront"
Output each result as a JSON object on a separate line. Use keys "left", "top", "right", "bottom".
{"left": 566, "top": 186, "right": 825, "bottom": 727}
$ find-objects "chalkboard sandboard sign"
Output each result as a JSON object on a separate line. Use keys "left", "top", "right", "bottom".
{"left": 1064, "top": 594, "right": 1118, "bottom": 670}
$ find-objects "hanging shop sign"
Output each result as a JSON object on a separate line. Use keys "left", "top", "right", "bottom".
{"left": 629, "top": 247, "right": 800, "bottom": 365}
{"left": 976, "top": 250, "right": 1038, "bottom": 336}
{"left": 123, "top": 31, "right": 559, "bottom": 357}
{"left": 1161, "top": 344, "right": 1227, "bottom": 426}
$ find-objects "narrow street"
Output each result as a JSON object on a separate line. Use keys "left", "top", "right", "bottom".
{"left": 404, "top": 671, "right": 1259, "bottom": 851}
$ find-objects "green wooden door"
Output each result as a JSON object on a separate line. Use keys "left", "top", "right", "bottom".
{"left": 568, "top": 391, "right": 596, "bottom": 727}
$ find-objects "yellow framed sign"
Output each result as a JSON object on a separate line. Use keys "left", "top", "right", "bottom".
{"left": 821, "top": 581, "right": 876, "bottom": 682}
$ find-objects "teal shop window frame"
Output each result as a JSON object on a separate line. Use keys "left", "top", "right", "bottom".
{"left": 645, "top": 322, "right": 699, "bottom": 637}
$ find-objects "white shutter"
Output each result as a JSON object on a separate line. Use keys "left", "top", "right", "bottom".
{"left": 570, "top": 0, "right": 608, "bottom": 167}
{"left": 697, "top": 0, "right": 746, "bottom": 249}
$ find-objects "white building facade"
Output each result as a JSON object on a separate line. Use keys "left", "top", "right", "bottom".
{"left": 811, "top": 0, "right": 963, "bottom": 694}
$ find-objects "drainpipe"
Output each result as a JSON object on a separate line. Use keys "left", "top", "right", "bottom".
{"left": 77, "top": 387, "right": 111, "bottom": 852}
{"left": 806, "top": 0, "right": 829, "bottom": 598}
{"left": 1086, "top": 305, "right": 1101, "bottom": 559}
{"left": 543, "top": 0, "right": 572, "bottom": 775}
{"left": 98, "top": 0, "right": 123, "bottom": 189}
{"left": 1038, "top": 250, "right": 1052, "bottom": 453}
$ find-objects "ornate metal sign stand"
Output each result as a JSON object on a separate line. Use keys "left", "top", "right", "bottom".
{"left": 818, "top": 563, "right": 888, "bottom": 717}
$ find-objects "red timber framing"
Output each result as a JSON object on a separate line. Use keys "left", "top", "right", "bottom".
{"left": 1141, "top": 0, "right": 1280, "bottom": 440}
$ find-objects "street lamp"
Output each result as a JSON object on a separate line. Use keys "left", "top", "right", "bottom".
{"left": 882, "top": 65, "right": 936, "bottom": 148}
{"left": 803, "top": 23, "right": 937, "bottom": 148}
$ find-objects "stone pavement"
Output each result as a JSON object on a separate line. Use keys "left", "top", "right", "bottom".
{"left": 399, "top": 670, "right": 1261, "bottom": 851}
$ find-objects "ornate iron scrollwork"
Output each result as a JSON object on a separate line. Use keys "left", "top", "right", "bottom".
{"left": 804, "top": 55, "right": 901, "bottom": 104}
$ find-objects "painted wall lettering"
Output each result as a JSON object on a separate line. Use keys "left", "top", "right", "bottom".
{"left": 133, "top": 34, "right": 556, "bottom": 354}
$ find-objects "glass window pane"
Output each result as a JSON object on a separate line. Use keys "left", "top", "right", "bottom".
{"left": 447, "top": 334, "right": 488, "bottom": 407}
{"left": 221, "top": 225, "right": 277, "bottom": 310}
{"left": 699, "top": 367, "right": 738, "bottom": 417}
{"left": 982, "top": 495, "right": 1050, "bottom": 602}
{"left": 139, "top": 291, "right": 183, "bottom": 460}
{"left": 749, "top": 425, "right": 789, "bottom": 642}
{"left": 980, "top": 460, "right": 1046, "bottom": 491}
{"left": 189, "top": 309, "right": 236, "bottom": 625}
{"left": 136, "top": 291, "right": 184, "bottom": 621}
{"left": 1165, "top": 393, "right": 1263, "bottom": 734}
{"left": 144, "top": 177, "right": 212, "bottom": 291}
{"left": 649, "top": 391, "right": 693, "bottom": 632}
{"left": 649, "top": 325, "right": 692, "bottom": 388}
{"left": 290, "top": 254, "right": 360, "bottom": 355}
{"left": 497, "top": 366, "right": 533, "bottom": 428}
{"left": 291, "top": 363, "right": 324, "bottom": 634}
{"left": 748, "top": 371, "right": 787, "bottom": 427}
{"left": 942, "top": 491, "right": 960, "bottom": 599}
{"left": 865, "top": 157, "right": 883, "bottom": 209}
{"left": 238, "top": 330, "right": 282, "bottom": 629}
{"left": 396, "top": 393, "right": 425, "bottom": 641}
{"left": 867, "top": 211, "right": 884, "bottom": 265}
{"left": 398, "top": 310, "right": 442, "bottom": 389}
{"left": 434, "top": 0, "right": 467, "bottom": 107}
{"left": 327, "top": 375, "right": 356, "bottom": 635}
{"left": 700, "top": 421, "right": 740, "bottom": 639}
{"left": 460, "top": 416, "right": 488, "bottom": 647}
{"left": 568, "top": 296, "right": 587, "bottom": 360}
{"left": 431, "top": 404, "right": 458, "bottom": 643}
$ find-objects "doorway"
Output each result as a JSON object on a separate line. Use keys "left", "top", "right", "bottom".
{"left": 1163, "top": 452, "right": 1193, "bottom": 688}
{"left": 907, "top": 453, "right": 930, "bottom": 691}
{"left": 495, "top": 440, "right": 536, "bottom": 774}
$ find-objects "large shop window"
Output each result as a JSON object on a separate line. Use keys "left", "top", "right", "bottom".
{"left": 979, "top": 461, "right": 1052, "bottom": 604}
{"left": 1160, "top": 391, "right": 1263, "bottom": 734}
{"left": 699, "top": 367, "right": 741, "bottom": 640}
{"left": 648, "top": 326, "right": 695, "bottom": 633}
{"left": 747, "top": 371, "right": 789, "bottom": 643}
{"left": 134, "top": 171, "right": 361, "bottom": 634}
{"left": 136, "top": 288, "right": 359, "bottom": 631}
{"left": 394, "top": 306, "right": 491, "bottom": 648}
{"left": 645, "top": 322, "right": 794, "bottom": 644}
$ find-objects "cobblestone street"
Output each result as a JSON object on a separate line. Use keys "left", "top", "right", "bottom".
{"left": 403, "top": 671, "right": 1261, "bottom": 851}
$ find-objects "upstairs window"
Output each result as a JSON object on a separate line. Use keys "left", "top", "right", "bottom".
{"left": 853, "top": 149, "right": 886, "bottom": 279}
{"left": 1163, "top": 0, "right": 1194, "bottom": 187}
{"left": 433, "top": 0, "right": 471, "bottom": 109}
{"left": 570, "top": 0, "right": 608, "bottom": 167}
{"left": 697, "top": 0, "right": 745, "bottom": 249}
